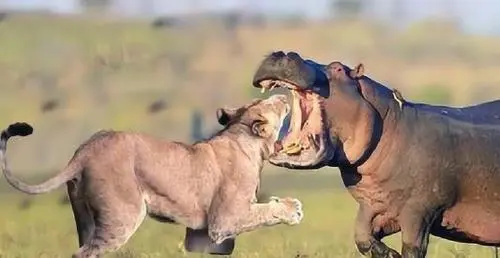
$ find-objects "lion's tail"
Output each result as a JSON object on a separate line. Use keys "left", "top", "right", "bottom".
{"left": 0, "top": 122, "right": 82, "bottom": 195}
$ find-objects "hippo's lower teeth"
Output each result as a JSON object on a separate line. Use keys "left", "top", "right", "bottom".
{"left": 308, "top": 134, "right": 319, "bottom": 151}
{"left": 284, "top": 142, "right": 302, "bottom": 154}
{"left": 302, "top": 138, "right": 310, "bottom": 149}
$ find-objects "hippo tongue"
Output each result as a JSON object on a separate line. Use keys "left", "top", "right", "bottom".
{"left": 289, "top": 90, "right": 303, "bottom": 139}
{"left": 273, "top": 90, "right": 305, "bottom": 154}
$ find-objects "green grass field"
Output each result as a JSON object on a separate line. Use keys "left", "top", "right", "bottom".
{"left": 0, "top": 169, "right": 496, "bottom": 258}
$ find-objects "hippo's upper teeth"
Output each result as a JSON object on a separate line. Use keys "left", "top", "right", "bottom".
{"left": 261, "top": 87, "right": 267, "bottom": 93}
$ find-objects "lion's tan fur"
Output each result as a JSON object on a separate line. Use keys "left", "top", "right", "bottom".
{"left": 0, "top": 95, "right": 303, "bottom": 258}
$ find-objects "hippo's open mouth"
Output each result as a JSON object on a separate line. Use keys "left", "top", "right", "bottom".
{"left": 261, "top": 79, "right": 325, "bottom": 153}
{"left": 252, "top": 52, "right": 335, "bottom": 169}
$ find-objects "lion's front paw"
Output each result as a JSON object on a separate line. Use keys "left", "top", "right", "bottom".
{"left": 269, "top": 196, "right": 303, "bottom": 225}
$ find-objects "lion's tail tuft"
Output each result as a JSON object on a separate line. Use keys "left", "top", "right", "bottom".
{"left": 1, "top": 122, "right": 33, "bottom": 144}
{"left": 0, "top": 122, "right": 81, "bottom": 195}
{"left": 6, "top": 122, "right": 33, "bottom": 138}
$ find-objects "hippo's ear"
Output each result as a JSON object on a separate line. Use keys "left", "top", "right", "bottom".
{"left": 350, "top": 63, "right": 364, "bottom": 79}
{"left": 217, "top": 108, "right": 237, "bottom": 126}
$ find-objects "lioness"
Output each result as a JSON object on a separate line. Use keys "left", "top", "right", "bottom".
{"left": 0, "top": 94, "right": 303, "bottom": 258}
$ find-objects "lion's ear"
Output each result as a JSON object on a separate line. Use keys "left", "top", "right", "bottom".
{"left": 350, "top": 63, "right": 364, "bottom": 79}
{"left": 251, "top": 121, "right": 270, "bottom": 137}
{"left": 216, "top": 107, "right": 237, "bottom": 126}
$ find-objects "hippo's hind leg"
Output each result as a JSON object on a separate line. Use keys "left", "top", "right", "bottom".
{"left": 355, "top": 206, "right": 401, "bottom": 258}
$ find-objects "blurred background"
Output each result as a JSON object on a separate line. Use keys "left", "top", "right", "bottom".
{"left": 1, "top": 1, "right": 500, "bottom": 257}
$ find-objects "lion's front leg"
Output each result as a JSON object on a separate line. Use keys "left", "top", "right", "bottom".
{"left": 208, "top": 196, "right": 304, "bottom": 244}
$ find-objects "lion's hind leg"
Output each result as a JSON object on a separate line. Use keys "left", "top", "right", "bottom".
{"left": 67, "top": 180, "right": 95, "bottom": 247}
{"left": 71, "top": 182, "right": 147, "bottom": 257}
{"left": 72, "top": 201, "right": 147, "bottom": 258}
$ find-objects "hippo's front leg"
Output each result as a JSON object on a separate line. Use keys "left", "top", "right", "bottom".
{"left": 355, "top": 205, "right": 401, "bottom": 258}
{"left": 399, "top": 208, "right": 438, "bottom": 258}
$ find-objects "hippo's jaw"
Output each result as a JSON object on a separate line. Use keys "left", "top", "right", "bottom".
{"left": 253, "top": 51, "right": 335, "bottom": 169}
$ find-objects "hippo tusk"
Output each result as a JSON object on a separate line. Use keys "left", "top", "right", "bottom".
{"left": 307, "top": 134, "right": 319, "bottom": 151}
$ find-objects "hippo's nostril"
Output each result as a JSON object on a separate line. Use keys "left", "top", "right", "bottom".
{"left": 271, "top": 51, "right": 286, "bottom": 58}
{"left": 286, "top": 52, "right": 303, "bottom": 61}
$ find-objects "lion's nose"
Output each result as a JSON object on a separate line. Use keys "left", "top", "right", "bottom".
{"left": 274, "top": 140, "right": 284, "bottom": 152}
{"left": 273, "top": 94, "right": 287, "bottom": 103}
{"left": 285, "top": 103, "right": 290, "bottom": 113}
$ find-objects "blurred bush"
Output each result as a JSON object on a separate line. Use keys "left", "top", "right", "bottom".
{"left": 414, "top": 84, "right": 452, "bottom": 105}
{"left": 1, "top": 13, "right": 500, "bottom": 175}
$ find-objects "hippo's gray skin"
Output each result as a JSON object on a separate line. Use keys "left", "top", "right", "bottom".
{"left": 252, "top": 51, "right": 500, "bottom": 258}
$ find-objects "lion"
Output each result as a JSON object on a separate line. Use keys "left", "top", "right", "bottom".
{"left": 0, "top": 94, "right": 303, "bottom": 258}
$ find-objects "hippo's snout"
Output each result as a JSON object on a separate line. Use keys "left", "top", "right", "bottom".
{"left": 252, "top": 51, "right": 330, "bottom": 98}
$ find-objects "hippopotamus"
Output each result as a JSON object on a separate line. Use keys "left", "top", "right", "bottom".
{"left": 251, "top": 51, "right": 500, "bottom": 258}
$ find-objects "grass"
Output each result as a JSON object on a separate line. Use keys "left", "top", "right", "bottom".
{"left": 0, "top": 169, "right": 496, "bottom": 258}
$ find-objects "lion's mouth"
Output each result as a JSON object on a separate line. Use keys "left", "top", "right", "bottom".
{"left": 259, "top": 79, "right": 325, "bottom": 156}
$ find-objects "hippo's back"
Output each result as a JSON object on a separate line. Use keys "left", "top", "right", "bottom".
{"left": 412, "top": 100, "right": 500, "bottom": 125}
